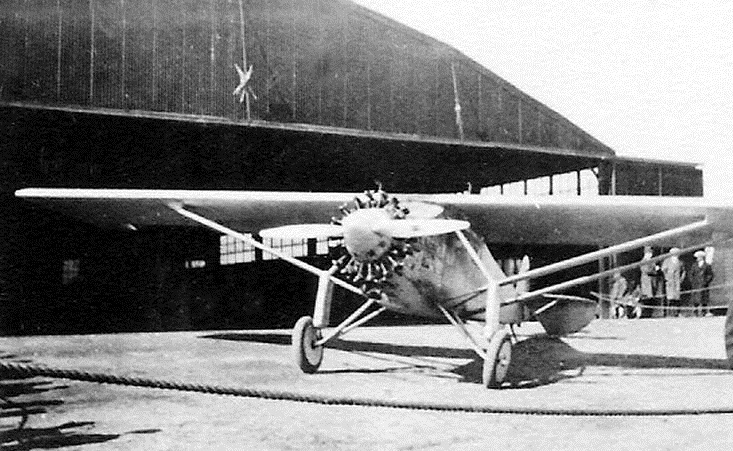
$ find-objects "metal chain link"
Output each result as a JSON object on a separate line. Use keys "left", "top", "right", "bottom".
{"left": 1, "top": 360, "right": 732, "bottom": 417}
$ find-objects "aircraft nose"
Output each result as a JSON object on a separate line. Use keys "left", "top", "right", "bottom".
{"left": 341, "top": 209, "right": 393, "bottom": 261}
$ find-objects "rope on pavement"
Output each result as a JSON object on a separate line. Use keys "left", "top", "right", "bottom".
{"left": 1, "top": 360, "right": 732, "bottom": 417}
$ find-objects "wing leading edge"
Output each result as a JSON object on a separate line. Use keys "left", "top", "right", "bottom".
{"left": 15, "top": 188, "right": 729, "bottom": 246}
{"left": 15, "top": 188, "right": 352, "bottom": 232}
{"left": 415, "top": 193, "right": 721, "bottom": 246}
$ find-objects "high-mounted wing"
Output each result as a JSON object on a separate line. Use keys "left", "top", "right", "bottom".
{"left": 414, "top": 193, "right": 729, "bottom": 246}
{"left": 15, "top": 188, "right": 732, "bottom": 245}
{"left": 15, "top": 188, "right": 352, "bottom": 232}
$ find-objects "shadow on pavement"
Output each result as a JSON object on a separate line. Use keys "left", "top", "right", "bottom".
{"left": 205, "top": 332, "right": 729, "bottom": 388}
{"left": 0, "top": 355, "right": 160, "bottom": 450}
{"left": 456, "top": 335, "right": 729, "bottom": 388}
{"left": 204, "top": 332, "right": 477, "bottom": 359}
{"left": 204, "top": 332, "right": 292, "bottom": 346}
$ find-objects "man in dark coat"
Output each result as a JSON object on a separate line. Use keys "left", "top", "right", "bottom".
{"left": 689, "top": 250, "right": 714, "bottom": 316}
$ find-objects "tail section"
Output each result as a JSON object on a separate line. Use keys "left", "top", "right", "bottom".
{"left": 499, "top": 254, "right": 596, "bottom": 335}
{"left": 528, "top": 295, "right": 597, "bottom": 336}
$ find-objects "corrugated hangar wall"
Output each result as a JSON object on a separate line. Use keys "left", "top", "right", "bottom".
{"left": 0, "top": 0, "right": 611, "bottom": 157}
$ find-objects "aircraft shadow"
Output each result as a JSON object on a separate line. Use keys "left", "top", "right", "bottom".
{"left": 203, "top": 332, "right": 476, "bottom": 359}
{"left": 204, "top": 332, "right": 729, "bottom": 388}
{"left": 0, "top": 356, "right": 160, "bottom": 450}
{"left": 456, "top": 336, "right": 729, "bottom": 388}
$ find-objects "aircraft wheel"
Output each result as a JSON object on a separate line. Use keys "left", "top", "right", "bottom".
{"left": 483, "top": 329, "right": 512, "bottom": 389}
{"left": 725, "top": 301, "right": 733, "bottom": 369}
{"left": 292, "top": 316, "right": 324, "bottom": 373}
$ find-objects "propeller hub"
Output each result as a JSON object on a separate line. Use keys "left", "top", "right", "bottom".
{"left": 330, "top": 188, "right": 413, "bottom": 296}
{"left": 341, "top": 209, "right": 394, "bottom": 261}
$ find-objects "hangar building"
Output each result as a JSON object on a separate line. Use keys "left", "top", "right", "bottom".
{"left": 0, "top": 0, "right": 706, "bottom": 334}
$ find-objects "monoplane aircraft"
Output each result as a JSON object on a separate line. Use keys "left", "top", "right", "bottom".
{"left": 15, "top": 187, "right": 733, "bottom": 387}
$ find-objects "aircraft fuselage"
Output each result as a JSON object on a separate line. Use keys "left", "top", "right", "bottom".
{"left": 375, "top": 230, "right": 520, "bottom": 322}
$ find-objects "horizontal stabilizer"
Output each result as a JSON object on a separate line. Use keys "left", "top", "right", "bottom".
{"left": 528, "top": 295, "right": 597, "bottom": 336}
{"left": 259, "top": 224, "right": 344, "bottom": 239}
{"left": 373, "top": 219, "right": 470, "bottom": 239}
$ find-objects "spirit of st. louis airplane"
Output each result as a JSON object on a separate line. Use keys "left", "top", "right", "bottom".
{"left": 15, "top": 187, "right": 733, "bottom": 388}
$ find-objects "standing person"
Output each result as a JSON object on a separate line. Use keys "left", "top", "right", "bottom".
{"left": 639, "top": 247, "right": 659, "bottom": 318}
{"left": 609, "top": 271, "right": 629, "bottom": 319}
{"left": 661, "top": 248, "right": 685, "bottom": 317}
{"left": 689, "top": 250, "right": 714, "bottom": 316}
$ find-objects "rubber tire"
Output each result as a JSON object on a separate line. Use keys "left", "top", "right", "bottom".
{"left": 483, "top": 330, "right": 512, "bottom": 389}
{"left": 726, "top": 300, "right": 733, "bottom": 369}
{"left": 292, "top": 316, "right": 324, "bottom": 374}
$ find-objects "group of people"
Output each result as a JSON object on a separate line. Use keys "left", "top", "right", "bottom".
{"left": 609, "top": 246, "right": 714, "bottom": 318}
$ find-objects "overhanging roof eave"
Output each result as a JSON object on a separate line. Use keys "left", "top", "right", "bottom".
{"left": 1, "top": 101, "right": 613, "bottom": 162}
{"left": 609, "top": 155, "right": 701, "bottom": 170}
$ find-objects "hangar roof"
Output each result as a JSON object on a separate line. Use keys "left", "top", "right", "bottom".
{"left": 0, "top": 0, "right": 613, "bottom": 159}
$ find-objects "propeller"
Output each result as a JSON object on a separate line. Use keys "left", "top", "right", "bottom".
{"left": 257, "top": 188, "right": 471, "bottom": 298}
{"left": 400, "top": 201, "right": 444, "bottom": 219}
{"left": 258, "top": 218, "right": 467, "bottom": 240}
{"left": 259, "top": 224, "right": 344, "bottom": 239}
{"left": 371, "top": 218, "right": 469, "bottom": 239}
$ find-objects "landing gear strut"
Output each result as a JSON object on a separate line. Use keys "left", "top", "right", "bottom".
{"left": 292, "top": 295, "right": 387, "bottom": 374}
{"left": 453, "top": 229, "right": 513, "bottom": 388}
{"left": 292, "top": 316, "right": 323, "bottom": 373}
{"left": 483, "top": 329, "right": 512, "bottom": 388}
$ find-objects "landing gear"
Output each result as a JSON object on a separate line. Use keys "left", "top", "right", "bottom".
{"left": 451, "top": 229, "right": 511, "bottom": 388}
{"left": 483, "top": 329, "right": 512, "bottom": 389}
{"left": 291, "top": 296, "right": 388, "bottom": 374}
{"left": 292, "top": 316, "right": 323, "bottom": 373}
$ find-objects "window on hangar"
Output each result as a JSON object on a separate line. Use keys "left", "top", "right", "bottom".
{"left": 219, "top": 235, "right": 336, "bottom": 264}
{"left": 185, "top": 259, "right": 207, "bottom": 269}
{"left": 261, "top": 238, "right": 308, "bottom": 260}
{"left": 480, "top": 168, "right": 599, "bottom": 196}
{"left": 220, "top": 235, "right": 256, "bottom": 265}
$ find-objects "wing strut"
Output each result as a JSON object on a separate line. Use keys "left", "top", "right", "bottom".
{"left": 506, "top": 237, "right": 730, "bottom": 305}
{"left": 499, "top": 219, "right": 710, "bottom": 287}
{"left": 436, "top": 304, "right": 487, "bottom": 359}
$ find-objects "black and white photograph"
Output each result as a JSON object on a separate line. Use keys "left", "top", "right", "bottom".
{"left": 1, "top": 0, "right": 732, "bottom": 449}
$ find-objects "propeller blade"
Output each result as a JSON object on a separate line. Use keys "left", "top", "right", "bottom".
{"left": 259, "top": 224, "right": 344, "bottom": 239}
{"left": 401, "top": 202, "right": 444, "bottom": 219}
{"left": 372, "top": 219, "right": 470, "bottom": 238}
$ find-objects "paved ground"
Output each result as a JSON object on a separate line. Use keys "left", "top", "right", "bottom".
{"left": 0, "top": 317, "right": 732, "bottom": 450}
